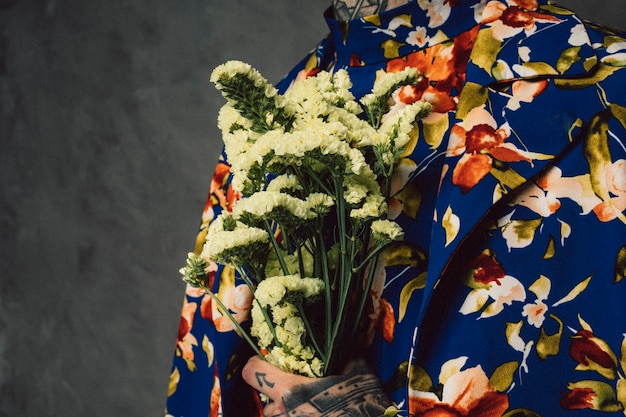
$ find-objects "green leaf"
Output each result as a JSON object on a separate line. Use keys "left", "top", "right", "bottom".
{"left": 383, "top": 361, "right": 409, "bottom": 393}
{"left": 555, "top": 63, "right": 620, "bottom": 89}
{"left": 409, "top": 364, "right": 434, "bottom": 392}
{"left": 457, "top": 82, "right": 489, "bottom": 120}
{"left": 423, "top": 113, "right": 449, "bottom": 149}
{"left": 552, "top": 275, "right": 592, "bottom": 307}
{"left": 383, "top": 405, "right": 401, "bottom": 417}
{"left": 489, "top": 161, "right": 527, "bottom": 192}
{"left": 556, "top": 46, "right": 582, "bottom": 74}
{"left": 581, "top": 109, "right": 613, "bottom": 202}
{"left": 489, "top": 361, "right": 519, "bottom": 392}
{"left": 619, "top": 334, "right": 626, "bottom": 378}
{"left": 398, "top": 272, "right": 427, "bottom": 322}
{"left": 536, "top": 314, "right": 563, "bottom": 360}
{"left": 517, "top": 61, "right": 559, "bottom": 76}
{"left": 617, "top": 377, "right": 626, "bottom": 412}
{"left": 609, "top": 103, "right": 626, "bottom": 131}
{"left": 471, "top": 28, "right": 502, "bottom": 73}
{"left": 538, "top": 4, "right": 576, "bottom": 15}
{"left": 615, "top": 245, "right": 626, "bottom": 284}
{"left": 543, "top": 236, "right": 556, "bottom": 260}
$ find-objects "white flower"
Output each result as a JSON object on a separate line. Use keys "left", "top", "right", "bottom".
{"left": 254, "top": 275, "right": 324, "bottom": 307}
{"left": 210, "top": 60, "right": 279, "bottom": 99}
{"left": 250, "top": 274, "right": 325, "bottom": 377}
{"left": 343, "top": 175, "right": 378, "bottom": 206}
{"left": 350, "top": 193, "right": 387, "bottom": 220}
{"left": 370, "top": 66, "right": 420, "bottom": 97}
{"left": 266, "top": 174, "right": 302, "bottom": 193}
{"left": 217, "top": 104, "right": 252, "bottom": 134}
{"left": 201, "top": 216, "right": 269, "bottom": 264}
{"left": 271, "top": 303, "right": 299, "bottom": 323}
{"left": 306, "top": 193, "right": 335, "bottom": 215}
{"left": 371, "top": 219, "right": 404, "bottom": 242}
{"left": 198, "top": 62, "right": 434, "bottom": 378}
{"left": 232, "top": 190, "right": 316, "bottom": 223}
{"left": 382, "top": 101, "right": 431, "bottom": 146}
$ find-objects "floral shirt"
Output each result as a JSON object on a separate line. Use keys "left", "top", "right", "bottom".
{"left": 166, "top": 1, "right": 626, "bottom": 416}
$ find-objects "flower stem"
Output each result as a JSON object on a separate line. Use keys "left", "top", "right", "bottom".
{"left": 234, "top": 264, "right": 282, "bottom": 348}
{"left": 264, "top": 219, "right": 290, "bottom": 276}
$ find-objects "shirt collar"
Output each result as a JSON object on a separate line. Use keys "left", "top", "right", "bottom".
{"left": 324, "top": 0, "right": 487, "bottom": 67}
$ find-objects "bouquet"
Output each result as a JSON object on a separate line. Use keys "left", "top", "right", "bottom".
{"left": 181, "top": 60, "right": 431, "bottom": 377}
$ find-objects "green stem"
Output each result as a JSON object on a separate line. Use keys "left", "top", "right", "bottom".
{"left": 297, "top": 301, "right": 325, "bottom": 363}
{"left": 234, "top": 264, "right": 282, "bottom": 348}
{"left": 264, "top": 219, "right": 290, "bottom": 276}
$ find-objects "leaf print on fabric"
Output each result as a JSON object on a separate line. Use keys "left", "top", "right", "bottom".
{"left": 408, "top": 358, "right": 510, "bottom": 417}
{"left": 442, "top": 205, "right": 460, "bottom": 246}
{"left": 615, "top": 244, "right": 626, "bottom": 283}
{"left": 202, "top": 334, "right": 214, "bottom": 368}
{"left": 168, "top": 367, "right": 180, "bottom": 397}
{"left": 602, "top": 35, "right": 626, "bottom": 66}
{"left": 499, "top": 217, "right": 542, "bottom": 250}
{"left": 399, "top": 271, "right": 427, "bottom": 323}
{"left": 505, "top": 320, "right": 533, "bottom": 369}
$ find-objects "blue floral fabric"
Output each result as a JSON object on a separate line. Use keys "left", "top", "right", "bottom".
{"left": 166, "top": 1, "right": 626, "bottom": 416}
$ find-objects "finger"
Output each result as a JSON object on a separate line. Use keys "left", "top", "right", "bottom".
{"left": 262, "top": 401, "right": 286, "bottom": 417}
{"left": 241, "top": 355, "right": 309, "bottom": 401}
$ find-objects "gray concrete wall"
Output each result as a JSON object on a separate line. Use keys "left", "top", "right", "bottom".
{"left": 0, "top": 1, "right": 624, "bottom": 416}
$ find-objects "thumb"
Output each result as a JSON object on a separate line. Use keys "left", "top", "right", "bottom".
{"left": 241, "top": 355, "right": 311, "bottom": 402}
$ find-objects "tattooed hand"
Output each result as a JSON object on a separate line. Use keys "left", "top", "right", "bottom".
{"left": 242, "top": 355, "right": 391, "bottom": 417}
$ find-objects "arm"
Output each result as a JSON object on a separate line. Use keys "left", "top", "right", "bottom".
{"left": 242, "top": 356, "right": 391, "bottom": 417}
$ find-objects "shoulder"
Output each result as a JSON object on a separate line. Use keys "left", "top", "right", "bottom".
{"left": 471, "top": 3, "right": 626, "bottom": 90}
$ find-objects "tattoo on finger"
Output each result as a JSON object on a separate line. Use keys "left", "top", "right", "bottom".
{"left": 255, "top": 372, "right": 276, "bottom": 388}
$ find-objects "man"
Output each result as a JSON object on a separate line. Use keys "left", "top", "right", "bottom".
{"left": 167, "top": 1, "right": 626, "bottom": 416}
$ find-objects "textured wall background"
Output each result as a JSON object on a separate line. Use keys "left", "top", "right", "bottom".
{"left": 0, "top": 1, "right": 624, "bottom": 416}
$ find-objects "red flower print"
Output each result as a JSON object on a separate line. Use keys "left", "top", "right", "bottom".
{"left": 460, "top": 251, "right": 525, "bottom": 318}
{"left": 569, "top": 329, "right": 618, "bottom": 374}
{"left": 294, "top": 67, "right": 322, "bottom": 81}
{"left": 481, "top": 1, "right": 561, "bottom": 41}
{"left": 386, "top": 27, "right": 478, "bottom": 114}
{"left": 409, "top": 365, "right": 509, "bottom": 417}
{"left": 176, "top": 301, "right": 199, "bottom": 365}
{"left": 201, "top": 162, "right": 241, "bottom": 228}
{"left": 448, "top": 105, "right": 550, "bottom": 193}
{"left": 566, "top": 317, "right": 620, "bottom": 380}
{"left": 560, "top": 380, "right": 623, "bottom": 413}
{"left": 560, "top": 386, "right": 595, "bottom": 410}
{"left": 470, "top": 253, "right": 506, "bottom": 285}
